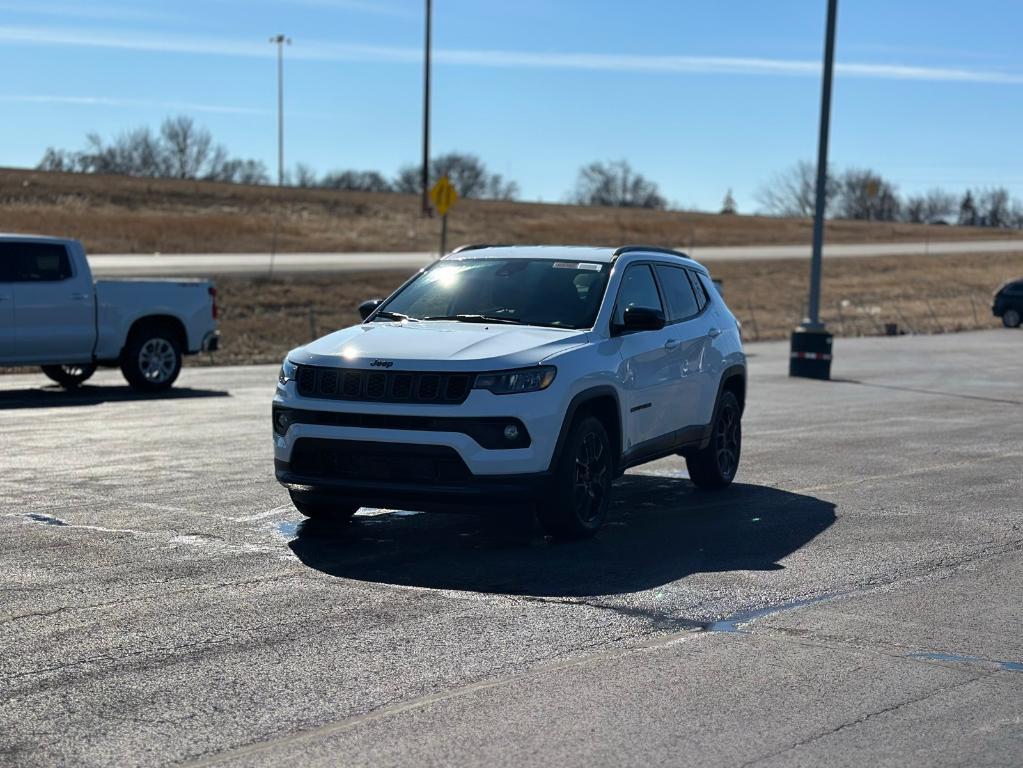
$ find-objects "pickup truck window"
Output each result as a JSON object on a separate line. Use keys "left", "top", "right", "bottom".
{"left": 0, "top": 243, "right": 73, "bottom": 282}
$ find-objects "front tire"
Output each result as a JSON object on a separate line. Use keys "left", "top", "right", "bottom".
{"left": 120, "top": 326, "right": 182, "bottom": 392}
{"left": 41, "top": 364, "right": 96, "bottom": 389}
{"left": 289, "top": 491, "right": 360, "bottom": 522}
{"left": 537, "top": 415, "right": 613, "bottom": 539}
{"left": 1002, "top": 308, "right": 1021, "bottom": 328}
{"left": 686, "top": 390, "right": 742, "bottom": 490}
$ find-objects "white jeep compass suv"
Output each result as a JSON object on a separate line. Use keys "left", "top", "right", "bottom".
{"left": 273, "top": 245, "right": 746, "bottom": 538}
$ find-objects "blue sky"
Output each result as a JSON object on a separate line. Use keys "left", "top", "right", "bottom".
{"left": 0, "top": 0, "right": 1021, "bottom": 211}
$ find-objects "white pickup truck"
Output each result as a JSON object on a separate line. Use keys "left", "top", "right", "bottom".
{"left": 0, "top": 234, "right": 219, "bottom": 391}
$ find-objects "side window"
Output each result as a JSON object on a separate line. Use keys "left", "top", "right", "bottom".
{"left": 0, "top": 244, "right": 15, "bottom": 282}
{"left": 613, "top": 265, "right": 663, "bottom": 326}
{"left": 686, "top": 270, "right": 708, "bottom": 310}
{"left": 0, "top": 243, "right": 72, "bottom": 282}
{"left": 654, "top": 265, "right": 700, "bottom": 322}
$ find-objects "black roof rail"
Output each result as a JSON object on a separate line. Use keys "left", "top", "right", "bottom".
{"left": 611, "top": 245, "right": 692, "bottom": 262}
{"left": 447, "top": 243, "right": 511, "bottom": 255}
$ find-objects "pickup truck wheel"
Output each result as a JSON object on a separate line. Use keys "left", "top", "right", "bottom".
{"left": 686, "top": 390, "right": 741, "bottom": 490}
{"left": 41, "top": 364, "right": 96, "bottom": 389}
{"left": 537, "top": 415, "right": 613, "bottom": 539}
{"left": 288, "top": 491, "right": 360, "bottom": 522}
{"left": 121, "top": 329, "right": 182, "bottom": 392}
{"left": 1002, "top": 308, "right": 1021, "bottom": 328}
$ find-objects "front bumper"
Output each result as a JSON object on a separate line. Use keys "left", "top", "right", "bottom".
{"left": 275, "top": 458, "right": 551, "bottom": 512}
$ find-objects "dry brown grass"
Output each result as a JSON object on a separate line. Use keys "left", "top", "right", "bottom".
{"left": 197, "top": 251, "right": 1022, "bottom": 366}
{"left": 1, "top": 167, "right": 1015, "bottom": 255}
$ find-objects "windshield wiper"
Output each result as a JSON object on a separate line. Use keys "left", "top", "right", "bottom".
{"left": 372, "top": 310, "right": 418, "bottom": 322}
{"left": 422, "top": 314, "right": 524, "bottom": 325}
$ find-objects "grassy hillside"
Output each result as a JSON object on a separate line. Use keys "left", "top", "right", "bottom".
{"left": 0, "top": 167, "right": 1012, "bottom": 254}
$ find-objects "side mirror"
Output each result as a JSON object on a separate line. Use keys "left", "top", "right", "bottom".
{"left": 358, "top": 299, "right": 383, "bottom": 320}
{"left": 620, "top": 306, "right": 665, "bottom": 333}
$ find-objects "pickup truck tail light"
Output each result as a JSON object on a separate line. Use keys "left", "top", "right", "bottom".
{"left": 209, "top": 286, "right": 218, "bottom": 319}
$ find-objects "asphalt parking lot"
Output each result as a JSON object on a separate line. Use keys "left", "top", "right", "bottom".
{"left": 1, "top": 329, "right": 1021, "bottom": 767}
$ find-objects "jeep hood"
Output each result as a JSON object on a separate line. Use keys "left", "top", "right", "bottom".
{"left": 291, "top": 321, "right": 588, "bottom": 371}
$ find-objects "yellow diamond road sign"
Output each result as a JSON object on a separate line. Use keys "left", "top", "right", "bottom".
{"left": 429, "top": 175, "right": 458, "bottom": 217}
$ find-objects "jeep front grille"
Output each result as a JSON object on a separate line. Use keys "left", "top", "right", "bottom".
{"left": 296, "top": 365, "right": 474, "bottom": 404}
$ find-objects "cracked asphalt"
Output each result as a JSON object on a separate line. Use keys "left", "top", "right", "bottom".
{"left": 1, "top": 329, "right": 1021, "bottom": 767}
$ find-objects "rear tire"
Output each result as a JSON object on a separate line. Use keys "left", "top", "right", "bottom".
{"left": 120, "top": 325, "right": 182, "bottom": 392}
{"left": 1002, "top": 308, "right": 1021, "bottom": 328}
{"left": 537, "top": 416, "right": 613, "bottom": 539}
{"left": 686, "top": 390, "right": 742, "bottom": 490}
{"left": 41, "top": 364, "right": 96, "bottom": 389}
{"left": 289, "top": 490, "right": 360, "bottom": 522}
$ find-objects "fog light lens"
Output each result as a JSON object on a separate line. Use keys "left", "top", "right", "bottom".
{"left": 503, "top": 424, "right": 520, "bottom": 441}
{"left": 273, "top": 409, "right": 292, "bottom": 436}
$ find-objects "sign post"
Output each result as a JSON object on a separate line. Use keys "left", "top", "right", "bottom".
{"left": 429, "top": 175, "right": 459, "bottom": 257}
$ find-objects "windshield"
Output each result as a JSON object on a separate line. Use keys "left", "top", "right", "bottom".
{"left": 377, "top": 258, "right": 611, "bottom": 330}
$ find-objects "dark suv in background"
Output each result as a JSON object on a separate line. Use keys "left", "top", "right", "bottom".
{"left": 993, "top": 280, "right": 1023, "bottom": 328}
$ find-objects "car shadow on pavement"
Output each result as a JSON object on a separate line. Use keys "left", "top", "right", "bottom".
{"left": 0, "top": 384, "right": 230, "bottom": 409}
{"left": 288, "top": 475, "right": 836, "bottom": 597}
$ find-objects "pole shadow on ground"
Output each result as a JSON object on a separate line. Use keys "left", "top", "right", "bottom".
{"left": 0, "top": 385, "right": 230, "bottom": 409}
{"left": 288, "top": 476, "right": 836, "bottom": 598}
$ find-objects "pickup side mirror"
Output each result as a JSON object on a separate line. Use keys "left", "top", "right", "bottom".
{"left": 617, "top": 306, "right": 665, "bottom": 334}
{"left": 358, "top": 299, "right": 383, "bottom": 320}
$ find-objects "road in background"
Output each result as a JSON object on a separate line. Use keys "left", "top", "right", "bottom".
{"left": 88, "top": 238, "right": 1023, "bottom": 276}
{"left": 2, "top": 330, "right": 1021, "bottom": 766}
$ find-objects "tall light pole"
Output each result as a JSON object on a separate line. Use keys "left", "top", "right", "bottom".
{"left": 268, "top": 34, "right": 290, "bottom": 278}
{"left": 270, "top": 34, "right": 291, "bottom": 187}
{"left": 421, "top": 0, "right": 432, "bottom": 216}
{"left": 790, "top": 0, "right": 837, "bottom": 380}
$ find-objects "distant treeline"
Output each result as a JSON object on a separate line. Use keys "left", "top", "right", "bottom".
{"left": 35, "top": 116, "right": 1023, "bottom": 225}
{"left": 757, "top": 161, "right": 1023, "bottom": 228}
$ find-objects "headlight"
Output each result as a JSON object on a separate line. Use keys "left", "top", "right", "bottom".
{"left": 474, "top": 366, "right": 556, "bottom": 395}
{"left": 278, "top": 358, "right": 297, "bottom": 385}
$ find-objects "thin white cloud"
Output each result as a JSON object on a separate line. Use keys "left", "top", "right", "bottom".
{"left": 276, "top": 0, "right": 415, "bottom": 18}
{"left": 0, "top": 25, "right": 1021, "bottom": 85}
{"left": 0, "top": 94, "right": 267, "bottom": 116}
{"left": 0, "top": 2, "right": 176, "bottom": 23}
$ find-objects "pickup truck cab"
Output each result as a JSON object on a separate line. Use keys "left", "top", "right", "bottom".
{"left": 0, "top": 234, "right": 219, "bottom": 391}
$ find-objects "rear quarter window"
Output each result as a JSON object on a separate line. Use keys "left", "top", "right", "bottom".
{"left": 0, "top": 242, "right": 73, "bottom": 282}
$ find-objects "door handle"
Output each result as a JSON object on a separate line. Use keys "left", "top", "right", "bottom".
{"left": 707, "top": 327, "right": 722, "bottom": 338}
{"left": 70, "top": 293, "right": 90, "bottom": 300}
{"left": 664, "top": 338, "right": 680, "bottom": 350}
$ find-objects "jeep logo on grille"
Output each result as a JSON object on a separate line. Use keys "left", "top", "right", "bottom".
{"left": 369, "top": 359, "right": 394, "bottom": 368}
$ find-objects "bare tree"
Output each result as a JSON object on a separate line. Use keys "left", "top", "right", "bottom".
{"left": 977, "top": 187, "right": 1012, "bottom": 227}
{"left": 571, "top": 160, "right": 666, "bottom": 209}
{"left": 393, "top": 153, "right": 518, "bottom": 200}
{"left": 37, "top": 114, "right": 268, "bottom": 184}
{"left": 160, "top": 116, "right": 214, "bottom": 179}
{"left": 755, "top": 160, "right": 835, "bottom": 218}
{"left": 923, "top": 188, "right": 957, "bottom": 223}
{"left": 293, "top": 163, "right": 318, "bottom": 188}
{"left": 902, "top": 195, "right": 926, "bottom": 223}
{"left": 320, "top": 170, "right": 392, "bottom": 192}
{"left": 834, "top": 169, "right": 899, "bottom": 221}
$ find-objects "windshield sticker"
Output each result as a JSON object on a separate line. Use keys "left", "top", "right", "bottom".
{"left": 578, "top": 262, "right": 601, "bottom": 271}
{"left": 553, "top": 261, "right": 602, "bottom": 270}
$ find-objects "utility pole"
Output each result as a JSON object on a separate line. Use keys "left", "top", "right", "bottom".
{"left": 421, "top": 0, "right": 432, "bottom": 216}
{"left": 270, "top": 34, "right": 291, "bottom": 187}
{"left": 268, "top": 34, "right": 290, "bottom": 278}
{"left": 790, "top": 0, "right": 837, "bottom": 380}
